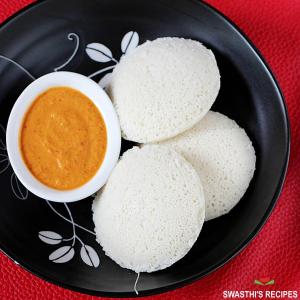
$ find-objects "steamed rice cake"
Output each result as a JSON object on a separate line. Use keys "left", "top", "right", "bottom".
{"left": 92, "top": 145, "right": 205, "bottom": 273}
{"left": 108, "top": 37, "right": 220, "bottom": 143}
{"left": 158, "top": 111, "right": 256, "bottom": 221}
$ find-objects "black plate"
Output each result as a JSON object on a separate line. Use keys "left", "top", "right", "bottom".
{"left": 0, "top": 0, "right": 289, "bottom": 297}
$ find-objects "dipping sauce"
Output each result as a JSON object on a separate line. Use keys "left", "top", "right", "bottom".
{"left": 20, "top": 87, "right": 107, "bottom": 190}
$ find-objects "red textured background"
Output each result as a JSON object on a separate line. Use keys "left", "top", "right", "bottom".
{"left": 0, "top": 0, "right": 300, "bottom": 299}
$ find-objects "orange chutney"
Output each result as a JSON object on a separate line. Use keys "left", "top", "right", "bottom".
{"left": 20, "top": 87, "right": 107, "bottom": 190}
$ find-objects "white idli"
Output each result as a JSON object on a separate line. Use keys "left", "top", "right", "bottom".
{"left": 92, "top": 145, "right": 205, "bottom": 273}
{"left": 158, "top": 111, "right": 256, "bottom": 221}
{"left": 194, "top": 111, "right": 239, "bottom": 131}
{"left": 108, "top": 37, "right": 220, "bottom": 143}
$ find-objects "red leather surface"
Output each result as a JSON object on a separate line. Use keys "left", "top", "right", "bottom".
{"left": 0, "top": 0, "right": 299, "bottom": 299}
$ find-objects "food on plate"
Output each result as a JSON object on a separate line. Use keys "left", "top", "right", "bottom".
{"left": 108, "top": 37, "right": 220, "bottom": 143}
{"left": 92, "top": 145, "right": 205, "bottom": 273}
{"left": 191, "top": 111, "right": 239, "bottom": 131}
{"left": 11, "top": 32, "right": 256, "bottom": 275}
{"left": 20, "top": 87, "right": 107, "bottom": 190}
{"left": 158, "top": 111, "right": 256, "bottom": 220}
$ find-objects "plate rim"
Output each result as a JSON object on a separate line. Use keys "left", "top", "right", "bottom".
{"left": 0, "top": 0, "right": 290, "bottom": 297}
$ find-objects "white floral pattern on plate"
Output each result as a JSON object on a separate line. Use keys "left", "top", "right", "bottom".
{"left": 0, "top": 124, "right": 28, "bottom": 200}
{"left": 40, "top": 201, "right": 100, "bottom": 267}
{"left": 86, "top": 30, "right": 139, "bottom": 88}
{"left": 0, "top": 31, "right": 140, "bottom": 268}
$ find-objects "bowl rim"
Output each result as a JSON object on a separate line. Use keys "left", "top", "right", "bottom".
{"left": 6, "top": 71, "right": 121, "bottom": 203}
{"left": 0, "top": 0, "right": 291, "bottom": 298}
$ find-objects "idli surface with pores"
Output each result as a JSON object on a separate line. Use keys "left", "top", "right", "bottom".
{"left": 108, "top": 37, "right": 220, "bottom": 143}
{"left": 92, "top": 145, "right": 205, "bottom": 273}
{"left": 158, "top": 111, "right": 256, "bottom": 221}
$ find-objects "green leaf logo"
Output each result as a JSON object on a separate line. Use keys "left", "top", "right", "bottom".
{"left": 254, "top": 278, "right": 275, "bottom": 286}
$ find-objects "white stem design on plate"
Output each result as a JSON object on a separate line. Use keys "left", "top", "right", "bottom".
{"left": 0, "top": 55, "right": 36, "bottom": 81}
{"left": 46, "top": 200, "right": 96, "bottom": 236}
{"left": 134, "top": 272, "right": 140, "bottom": 295}
{"left": 64, "top": 203, "right": 76, "bottom": 247}
{"left": 11, "top": 173, "right": 28, "bottom": 200}
{"left": 88, "top": 65, "right": 116, "bottom": 79}
{"left": 0, "top": 124, "right": 28, "bottom": 200}
{"left": 0, "top": 153, "right": 10, "bottom": 174}
{"left": 54, "top": 33, "right": 80, "bottom": 72}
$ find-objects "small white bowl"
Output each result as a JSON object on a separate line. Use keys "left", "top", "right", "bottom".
{"left": 6, "top": 71, "right": 121, "bottom": 203}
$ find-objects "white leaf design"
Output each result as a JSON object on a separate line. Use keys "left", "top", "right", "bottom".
{"left": 0, "top": 153, "right": 10, "bottom": 174}
{"left": 80, "top": 245, "right": 100, "bottom": 267}
{"left": 86, "top": 43, "right": 114, "bottom": 63}
{"left": 99, "top": 72, "right": 112, "bottom": 89}
{"left": 49, "top": 246, "right": 75, "bottom": 263}
{"left": 0, "top": 124, "right": 6, "bottom": 151}
{"left": 11, "top": 173, "right": 28, "bottom": 200}
{"left": 39, "top": 231, "right": 62, "bottom": 245}
{"left": 121, "top": 31, "right": 139, "bottom": 54}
